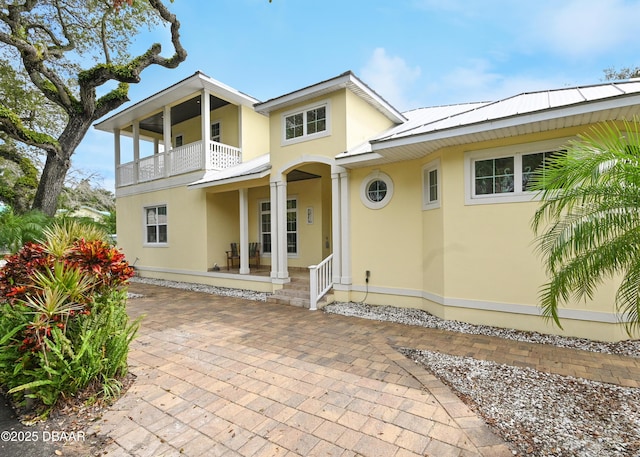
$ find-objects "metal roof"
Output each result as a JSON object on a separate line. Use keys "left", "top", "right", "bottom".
{"left": 337, "top": 80, "right": 640, "bottom": 167}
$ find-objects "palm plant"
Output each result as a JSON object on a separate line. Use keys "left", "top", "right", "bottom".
{"left": 531, "top": 120, "right": 640, "bottom": 335}
{"left": 0, "top": 208, "right": 51, "bottom": 253}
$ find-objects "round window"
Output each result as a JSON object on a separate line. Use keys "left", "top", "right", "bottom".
{"left": 360, "top": 172, "right": 393, "bottom": 209}
{"left": 367, "top": 179, "right": 387, "bottom": 202}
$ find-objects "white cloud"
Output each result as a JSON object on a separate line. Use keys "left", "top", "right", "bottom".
{"left": 528, "top": 0, "right": 640, "bottom": 58}
{"left": 360, "top": 48, "right": 422, "bottom": 111}
{"left": 425, "top": 59, "right": 570, "bottom": 106}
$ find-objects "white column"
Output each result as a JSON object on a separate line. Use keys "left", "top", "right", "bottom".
{"left": 163, "top": 105, "right": 172, "bottom": 151}
{"left": 132, "top": 121, "right": 140, "bottom": 184}
{"left": 340, "top": 171, "right": 351, "bottom": 284}
{"left": 239, "top": 188, "right": 250, "bottom": 274}
{"left": 276, "top": 180, "right": 289, "bottom": 279}
{"left": 270, "top": 181, "right": 279, "bottom": 279}
{"left": 113, "top": 129, "right": 121, "bottom": 188}
{"left": 163, "top": 105, "right": 171, "bottom": 178}
{"left": 331, "top": 171, "right": 342, "bottom": 284}
{"left": 201, "top": 90, "right": 211, "bottom": 170}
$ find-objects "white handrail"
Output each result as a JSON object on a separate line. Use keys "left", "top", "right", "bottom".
{"left": 308, "top": 253, "right": 333, "bottom": 311}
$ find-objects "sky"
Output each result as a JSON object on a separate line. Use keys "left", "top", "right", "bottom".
{"left": 74, "top": 0, "right": 640, "bottom": 192}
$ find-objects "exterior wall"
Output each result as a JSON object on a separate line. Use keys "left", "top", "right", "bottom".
{"left": 267, "top": 91, "right": 348, "bottom": 173}
{"left": 345, "top": 90, "right": 397, "bottom": 149}
{"left": 239, "top": 105, "right": 270, "bottom": 161}
{"left": 116, "top": 185, "right": 208, "bottom": 272}
{"left": 341, "top": 127, "right": 628, "bottom": 341}
{"left": 348, "top": 162, "right": 425, "bottom": 294}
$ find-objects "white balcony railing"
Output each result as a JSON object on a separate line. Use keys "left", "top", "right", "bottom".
{"left": 116, "top": 140, "right": 242, "bottom": 187}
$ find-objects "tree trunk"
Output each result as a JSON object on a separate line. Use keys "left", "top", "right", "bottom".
{"left": 32, "top": 151, "right": 70, "bottom": 217}
{"left": 32, "top": 117, "right": 93, "bottom": 217}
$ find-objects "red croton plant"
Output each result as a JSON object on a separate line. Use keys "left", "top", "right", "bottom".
{"left": 0, "top": 239, "right": 134, "bottom": 352}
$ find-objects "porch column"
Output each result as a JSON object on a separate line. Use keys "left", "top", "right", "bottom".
{"left": 201, "top": 90, "right": 211, "bottom": 170}
{"left": 339, "top": 171, "right": 352, "bottom": 284}
{"left": 132, "top": 120, "right": 140, "bottom": 185}
{"left": 239, "top": 188, "right": 250, "bottom": 274}
{"left": 331, "top": 170, "right": 342, "bottom": 284}
{"left": 113, "top": 129, "right": 121, "bottom": 187}
{"left": 270, "top": 181, "right": 279, "bottom": 279}
{"left": 270, "top": 178, "right": 289, "bottom": 280}
{"left": 163, "top": 106, "right": 171, "bottom": 177}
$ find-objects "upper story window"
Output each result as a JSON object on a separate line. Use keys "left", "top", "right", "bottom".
{"left": 282, "top": 101, "right": 330, "bottom": 144}
{"left": 174, "top": 134, "right": 183, "bottom": 148}
{"left": 211, "top": 121, "right": 221, "bottom": 143}
{"left": 464, "top": 140, "right": 568, "bottom": 205}
{"left": 423, "top": 159, "right": 441, "bottom": 210}
{"left": 145, "top": 205, "right": 167, "bottom": 244}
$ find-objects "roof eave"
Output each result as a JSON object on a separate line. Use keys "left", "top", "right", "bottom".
{"left": 255, "top": 71, "right": 406, "bottom": 123}
{"left": 94, "top": 71, "right": 261, "bottom": 132}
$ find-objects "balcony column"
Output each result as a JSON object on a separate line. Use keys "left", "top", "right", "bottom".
{"left": 132, "top": 120, "right": 140, "bottom": 185}
{"left": 200, "top": 90, "right": 210, "bottom": 170}
{"left": 163, "top": 105, "right": 171, "bottom": 177}
{"left": 113, "top": 129, "right": 121, "bottom": 187}
{"left": 339, "top": 171, "right": 351, "bottom": 285}
{"left": 239, "top": 188, "right": 250, "bottom": 275}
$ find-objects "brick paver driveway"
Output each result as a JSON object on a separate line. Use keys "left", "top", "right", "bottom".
{"left": 89, "top": 283, "right": 516, "bottom": 457}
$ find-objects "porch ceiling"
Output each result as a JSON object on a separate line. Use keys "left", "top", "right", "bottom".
{"left": 139, "top": 95, "right": 230, "bottom": 134}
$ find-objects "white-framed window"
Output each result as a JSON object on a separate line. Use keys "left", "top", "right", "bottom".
{"left": 174, "top": 134, "right": 183, "bottom": 148}
{"left": 259, "top": 198, "right": 298, "bottom": 255}
{"left": 282, "top": 101, "right": 330, "bottom": 144}
{"left": 464, "top": 139, "right": 569, "bottom": 205}
{"left": 144, "top": 204, "right": 167, "bottom": 244}
{"left": 360, "top": 171, "right": 394, "bottom": 210}
{"left": 210, "top": 121, "right": 221, "bottom": 143}
{"left": 422, "top": 159, "right": 441, "bottom": 210}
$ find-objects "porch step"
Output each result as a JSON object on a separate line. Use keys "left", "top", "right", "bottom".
{"left": 268, "top": 277, "right": 334, "bottom": 309}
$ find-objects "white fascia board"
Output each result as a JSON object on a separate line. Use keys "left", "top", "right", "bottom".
{"left": 371, "top": 93, "right": 640, "bottom": 152}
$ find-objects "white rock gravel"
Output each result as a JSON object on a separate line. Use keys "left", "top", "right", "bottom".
{"left": 127, "top": 280, "right": 640, "bottom": 456}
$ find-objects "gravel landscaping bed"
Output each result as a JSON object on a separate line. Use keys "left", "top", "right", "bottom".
{"left": 129, "top": 279, "right": 640, "bottom": 456}
{"left": 325, "top": 302, "right": 640, "bottom": 457}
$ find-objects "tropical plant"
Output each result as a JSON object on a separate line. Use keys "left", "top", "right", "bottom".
{"left": 0, "top": 207, "right": 51, "bottom": 253}
{"left": 531, "top": 119, "right": 640, "bottom": 335}
{"left": 0, "top": 221, "right": 136, "bottom": 417}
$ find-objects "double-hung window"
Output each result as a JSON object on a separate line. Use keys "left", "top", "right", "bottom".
{"left": 145, "top": 205, "right": 167, "bottom": 244}
{"left": 259, "top": 198, "right": 298, "bottom": 255}
{"left": 283, "top": 102, "right": 329, "bottom": 143}
{"left": 465, "top": 141, "right": 566, "bottom": 204}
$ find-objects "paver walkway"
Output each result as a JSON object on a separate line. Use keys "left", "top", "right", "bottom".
{"left": 89, "top": 283, "right": 640, "bottom": 456}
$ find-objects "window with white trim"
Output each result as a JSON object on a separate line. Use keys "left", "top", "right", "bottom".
{"left": 423, "top": 159, "right": 441, "bottom": 210}
{"left": 465, "top": 141, "right": 566, "bottom": 204}
{"left": 145, "top": 205, "right": 167, "bottom": 244}
{"left": 360, "top": 171, "right": 394, "bottom": 209}
{"left": 174, "top": 134, "right": 183, "bottom": 148}
{"left": 283, "top": 102, "right": 329, "bottom": 143}
{"left": 259, "top": 198, "right": 298, "bottom": 255}
{"left": 211, "top": 121, "right": 221, "bottom": 143}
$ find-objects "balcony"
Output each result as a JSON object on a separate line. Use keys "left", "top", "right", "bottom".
{"left": 116, "top": 140, "right": 242, "bottom": 187}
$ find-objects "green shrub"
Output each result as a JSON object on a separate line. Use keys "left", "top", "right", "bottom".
{"left": 0, "top": 222, "right": 137, "bottom": 419}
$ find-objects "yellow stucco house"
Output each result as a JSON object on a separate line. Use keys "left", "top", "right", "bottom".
{"left": 95, "top": 70, "right": 640, "bottom": 342}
